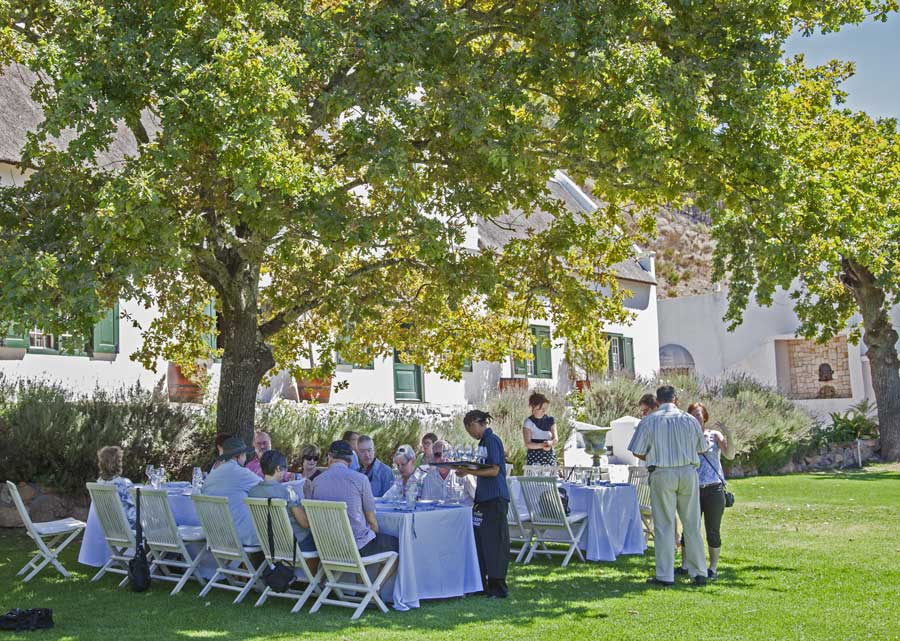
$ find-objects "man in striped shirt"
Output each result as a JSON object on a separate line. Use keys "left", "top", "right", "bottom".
{"left": 628, "top": 385, "right": 708, "bottom": 586}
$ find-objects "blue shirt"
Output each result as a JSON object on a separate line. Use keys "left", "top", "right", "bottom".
{"left": 474, "top": 428, "right": 510, "bottom": 503}
{"left": 202, "top": 459, "right": 261, "bottom": 546}
{"left": 697, "top": 431, "right": 726, "bottom": 486}
{"left": 310, "top": 463, "right": 376, "bottom": 549}
{"left": 350, "top": 451, "right": 360, "bottom": 472}
{"left": 248, "top": 480, "right": 311, "bottom": 543}
{"left": 361, "top": 458, "right": 395, "bottom": 497}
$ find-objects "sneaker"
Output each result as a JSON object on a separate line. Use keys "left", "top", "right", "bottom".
{"left": 707, "top": 569, "right": 718, "bottom": 580}
{"left": 674, "top": 567, "right": 689, "bottom": 576}
{"left": 691, "top": 575, "right": 707, "bottom": 586}
{"left": 646, "top": 577, "right": 674, "bottom": 587}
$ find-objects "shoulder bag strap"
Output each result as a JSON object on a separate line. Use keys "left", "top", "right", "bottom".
{"left": 266, "top": 497, "right": 275, "bottom": 565}
{"left": 135, "top": 487, "right": 143, "bottom": 547}
{"left": 700, "top": 451, "right": 727, "bottom": 487}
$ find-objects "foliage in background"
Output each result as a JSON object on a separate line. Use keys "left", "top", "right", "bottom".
{"left": 811, "top": 399, "right": 880, "bottom": 446}
{"left": 573, "top": 373, "right": 817, "bottom": 473}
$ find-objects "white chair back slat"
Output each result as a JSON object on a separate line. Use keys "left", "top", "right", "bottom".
{"left": 133, "top": 488, "right": 181, "bottom": 550}
{"left": 192, "top": 495, "right": 242, "bottom": 559}
{"left": 87, "top": 483, "right": 135, "bottom": 547}
{"left": 6, "top": 481, "right": 35, "bottom": 532}
{"left": 301, "top": 500, "right": 363, "bottom": 571}
{"left": 628, "top": 466, "right": 651, "bottom": 507}
{"left": 519, "top": 476, "right": 566, "bottom": 526}
{"left": 244, "top": 497, "right": 299, "bottom": 563}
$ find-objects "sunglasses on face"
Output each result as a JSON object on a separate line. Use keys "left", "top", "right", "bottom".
{"left": 303, "top": 455, "right": 319, "bottom": 461}
{"left": 433, "top": 452, "right": 444, "bottom": 459}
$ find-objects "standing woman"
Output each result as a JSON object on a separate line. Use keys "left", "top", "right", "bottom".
{"left": 522, "top": 392, "right": 558, "bottom": 466}
{"left": 456, "top": 410, "right": 510, "bottom": 598}
{"left": 687, "top": 402, "right": 727, "bottom": 579}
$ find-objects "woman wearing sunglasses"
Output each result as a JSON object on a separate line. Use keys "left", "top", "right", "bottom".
{"left": 299, "top": 444, "right": 323, "bottom": 482}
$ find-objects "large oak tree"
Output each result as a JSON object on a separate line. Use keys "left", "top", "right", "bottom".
{"left": 1, "top": 0, "right": 891, "bottom": 442}
{"left": 713, "top": 61, "right": 900, "bottom": 460}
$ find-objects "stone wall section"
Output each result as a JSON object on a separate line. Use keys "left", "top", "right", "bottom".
{"left": 787, "top": 336, "right": 852, "bottom": 400}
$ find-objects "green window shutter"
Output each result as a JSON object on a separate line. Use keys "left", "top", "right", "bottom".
{"left": 2, "top": 323, "right": 28, "bottom": 349}
{"left": 532, "top": 325, "right": 552, "bottom": 378}
{"left": 462, "top": 358, "right": 473, "bottom": 372}
{"left": 91, "top": 305, "right": 119, "bottom": 354}
{"left": 623, "top": 336, "right": 635, "bottom": 375}
{"left": 513, "top": 357, "right": 528, "bottom": 376}
{"left": 201, "top": 300, "right": 217, "bottom": 351}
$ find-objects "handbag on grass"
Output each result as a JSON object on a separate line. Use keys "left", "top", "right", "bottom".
{"left": 128, "top": 487, "right": 152, "bottom": 592}
{"left": 0, "top": 609, "right": 54, "bottom": 632}
{"left": 701, "top": 452, "right": 735, "bottom": 508}
{"left": 260, "top": 498, "right": 297, "bottom": 593}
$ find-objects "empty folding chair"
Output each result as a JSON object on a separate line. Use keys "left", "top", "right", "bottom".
{"left": 302, "top": 499, "right": 398, "bottom": 620}
{"left": 192, "top": 495, "right": 265, "bottom": 604}
{"left": 132, "top": 487, "right": 207, "bottom": 595}
{"left": 6, "top": 481, "right": 85, "bottom": 582}
{"left": 245, "top": 497, "right": 322, "bottom": 613}
{"left": 506, "top": 478, "right": 533, "bottom": 563}
{"left": 518, "top": 476, "right": 588, "bottom": 567}
{"left": 86, "top": 482, "right": 138, "bottom": 586}
{"left": 627, "top": 466, "right": 653, "bottom": 541}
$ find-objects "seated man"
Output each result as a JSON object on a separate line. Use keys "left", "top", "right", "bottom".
{"left": 381, "top": 444, "right": 420, "bottom": 501}
{"left": 420, "top": 440, "right": 470, "bottom": 504}
{"left": 202, "top": 437, "right": 261, "bottom": 546}
{"left": 342, "top": 430, "right": 362, "bottom": 471}
{"left": 300, "top": 440, "right": 399, "bottom": 557}
{"left": 245, "top": 430, "right": 292, "bottom": 481}
{"left": 357, "top": 435, "right": 395, "bottom": 498}
{"left": 248, "top": 450, "right": 315, "bottom": 551}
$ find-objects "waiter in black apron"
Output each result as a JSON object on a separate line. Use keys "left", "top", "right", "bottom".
{"left": 456, "top": 409, "right": 511, "bottom": 598}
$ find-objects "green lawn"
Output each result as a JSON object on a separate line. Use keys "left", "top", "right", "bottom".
{"left": 2, "top": 466, "right": 899, "bottom": 641}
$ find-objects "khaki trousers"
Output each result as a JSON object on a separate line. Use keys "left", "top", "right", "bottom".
{"left": 649, "top": 465, "right": 705, "bottom": 581}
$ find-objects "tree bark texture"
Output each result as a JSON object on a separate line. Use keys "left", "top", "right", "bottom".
{"left": 214, "top": 260, "right": 275, "bottom": 445}
{"left": 842, "top": 259, "right": 900, "bottom": 461}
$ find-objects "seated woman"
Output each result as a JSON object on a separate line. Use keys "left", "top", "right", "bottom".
{"left": 247, "top": 450, "right": 316, "bottom": 552}
{"left": 382, "top": 444, "right": 420, "bottom": 500}
{"left": 96, "top": 446, "right": 136, "bottom": 527}
{"left": 298, "top": 444, "right": 323, "bottom": 482}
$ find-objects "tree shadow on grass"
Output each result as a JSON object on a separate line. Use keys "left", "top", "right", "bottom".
{"left": 808, "top": 469, "right": 900, "bottom": 482}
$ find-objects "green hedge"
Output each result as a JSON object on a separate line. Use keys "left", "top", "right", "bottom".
{"left": 572, "top": 373, "right": 816, "bottom": 474}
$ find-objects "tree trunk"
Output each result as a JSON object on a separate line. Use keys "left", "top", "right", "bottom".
{"left": 842, "top": 259, "right": 900, "bottom": 461}
{"left": 214, "top": 264, "right": 275, "bottom": 445}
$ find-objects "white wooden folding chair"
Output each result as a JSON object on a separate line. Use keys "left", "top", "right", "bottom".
{"left": 6, "top": 480, "right": 85, "bottom": 582}
{"left": 302, "top": 499, "right": 398, "bottom": 620}
{"left": 245, "top": 497, "right": 322, "bottom": 613}
{"left": 518, "top": 476, "right": 587, "bottom": 567}
{"left": 524, "top": 465, "right": 560, "bottom": 478}
{"left": 86, "top": 482, "right": 137, "bottom": 586}
{"left": 192, "top": 494, "right": 264, "bottom": 604}
{"left": 628, "top": 466, "right": 653, "bottom": 541}
{"left": 506, "top": 478, "right": 533, "bottom": 563}
{"left": 132, "top": 488, "right": 207, "bottom": 595}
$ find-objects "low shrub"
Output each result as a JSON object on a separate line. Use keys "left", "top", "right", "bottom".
{"left": 575, "top": 372, "right": 816, "bottom": 474}
{"left": 810, "top": 399, "right": 879, "bottom": 447}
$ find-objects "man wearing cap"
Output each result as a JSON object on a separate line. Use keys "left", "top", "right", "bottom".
{"left": 202, "top": 436, "right": 261, "bottom": 546}
{"left": 381, "top": 444, "right": 420, "bottom": 501}
{"left": 303, "top": 440, "right": 399, "bottom": 556}
{"left": 628, "top": 385, "right": 708, "bottom": 587}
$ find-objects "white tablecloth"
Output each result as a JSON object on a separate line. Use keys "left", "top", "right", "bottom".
{"left": 376, "top": 503, "right": 483, "bottom": 610}
{"left": 510, "top": 479, "right": 646, "bottom": 562}
{"left": 79, "top": 484, "right": 201, "bottom": 567}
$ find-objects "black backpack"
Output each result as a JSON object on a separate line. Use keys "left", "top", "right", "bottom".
{"left": 0, "top": 608, "right": 54, "bottom": 632}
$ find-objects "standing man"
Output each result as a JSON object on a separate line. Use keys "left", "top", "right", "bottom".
{"left": 628, "top": 385, "right": 708, "bottom": 586}
{"left": 357, "top": 435, "right": 395, "bottom": 497}
{"left": 456, "top": 409, "right": 510, "bottom": 599}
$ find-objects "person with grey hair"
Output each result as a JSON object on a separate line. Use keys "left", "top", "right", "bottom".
{"left": 382, "top": 444, "right": 421, "bottom": 501}
{"left": 628, "top": 385, "right": 708, "bottom": 587}
{"left": 357, "top": 435, "right": 395, "bottom": 497}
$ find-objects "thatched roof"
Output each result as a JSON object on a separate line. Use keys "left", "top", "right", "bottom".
{"left": 477, "top": 171, "right": 657, "bottom": 286}
{"left": 0, "top": 63, "right": 143, "bottom": 169}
